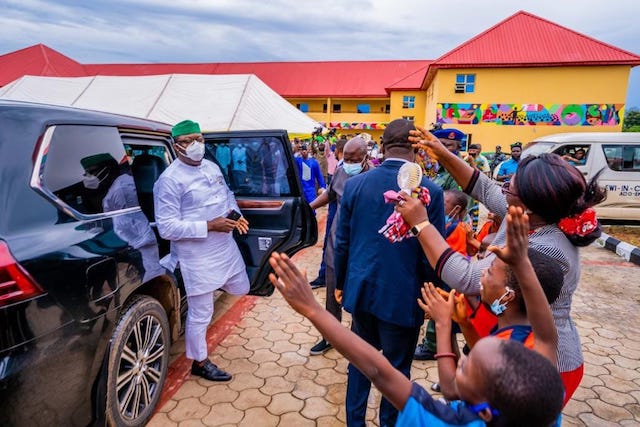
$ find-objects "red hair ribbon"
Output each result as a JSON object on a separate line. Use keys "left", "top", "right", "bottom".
{"left": 557, "top": 208, "right": 598, "bottom": 237}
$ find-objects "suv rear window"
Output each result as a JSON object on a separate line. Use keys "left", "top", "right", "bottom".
{"left": 602, "top": 145, "right": 640, "bottom": 171}
{"left": 204, "top": 136, "right": 292, "bottom": 197}
{"left": 40, "top": 125, "right": 134, "bottom": 216}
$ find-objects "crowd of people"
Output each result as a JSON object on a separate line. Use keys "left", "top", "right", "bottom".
{"left": 156, "top": 118, "right": 605, "bottom": 426}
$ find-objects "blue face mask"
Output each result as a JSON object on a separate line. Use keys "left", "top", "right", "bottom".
{"left": 343, "top": 162, "right": 363, "bottom": 176}
{"left": 489, "top": 288, "right": 513, "bottom": 316}
{"left": 445, "top": 207, "right": 459, "bottom": 225}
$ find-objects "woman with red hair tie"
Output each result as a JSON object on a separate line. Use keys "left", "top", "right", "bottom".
{"left": 396, "top": 126, "right": 606, "bottom": 406}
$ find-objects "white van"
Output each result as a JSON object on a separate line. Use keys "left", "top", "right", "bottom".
{"left": 523, "top": 132, "right": 640, "bottom": 221}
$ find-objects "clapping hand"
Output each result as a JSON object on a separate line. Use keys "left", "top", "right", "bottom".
{"left": 417, "top": 282, "right": 454, "bottom": 325}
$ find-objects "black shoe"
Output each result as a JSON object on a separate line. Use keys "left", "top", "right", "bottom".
{"left": 309, "top": 278, "right": 326, "bottom": 289}
{"left": 413, "top": 345, "right": 436, "bottom": 361}
{"left": 191, "top": 360, "right": 232, "bottom": 382}
{"left": 309, "top": 339, "right": 332, "bottom": 355}
{"left": 431, "top": 382, "right": 441, "bottom": 392}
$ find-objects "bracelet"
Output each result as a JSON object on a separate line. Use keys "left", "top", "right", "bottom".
{"left": 434, "top": 352, "right": 457, "bottom": 360}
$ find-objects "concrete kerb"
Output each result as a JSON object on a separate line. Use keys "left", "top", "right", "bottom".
{"left": 594, "top": 232, "right": 640, "bottom": 266}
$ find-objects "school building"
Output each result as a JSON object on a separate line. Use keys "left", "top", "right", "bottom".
{"left": 1, "top": 10, "right": 639, "bottom": 150}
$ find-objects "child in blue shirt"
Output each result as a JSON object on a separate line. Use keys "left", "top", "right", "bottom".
{"left": 268, "top": 206, "right": 563, "bottom": 427}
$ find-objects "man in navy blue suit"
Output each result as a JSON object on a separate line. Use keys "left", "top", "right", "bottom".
{"left": 334, "top": 119, "right": 445, "bottom": 427}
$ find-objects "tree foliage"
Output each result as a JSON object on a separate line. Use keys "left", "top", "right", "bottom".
{"left": 623, "top": 108, "right": 640, "bottom": 131}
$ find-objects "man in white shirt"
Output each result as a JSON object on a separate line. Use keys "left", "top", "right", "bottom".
{"left": 154, "top": 119, "right": 250, "bottom": 382}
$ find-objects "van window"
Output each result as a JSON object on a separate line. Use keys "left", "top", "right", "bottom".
{"left": 553, "top": 145, "right": 589, "bottom": 166}
{"left": 603, "top": 145, "right": 640, "bottom": 171}
{"left": 522, "top": 141, "right": 555, "bottom": 158}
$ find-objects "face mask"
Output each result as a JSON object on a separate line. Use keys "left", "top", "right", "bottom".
{"left": 82, "top": 174, "right": 101, "bottom": 189}
{"left": 343, "top": 162, "right": 363, "bottom": 176}
{"left": 180, "top": 141, "right": 205, "bottom": 161}
{"left": 82, "top": 166, "right": 107, "bottom": 189}
{"left": 489, "top": 288, "right": 513, "bottom": 316}
{"left": 445, "top": 206, "right": 460, "bottom": 223}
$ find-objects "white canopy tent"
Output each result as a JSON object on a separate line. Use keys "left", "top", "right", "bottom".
{"left": 0, "top": 74, "right": 320, "bottom": 134}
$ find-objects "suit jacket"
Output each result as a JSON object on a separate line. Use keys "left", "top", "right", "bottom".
{"left": 334, "top": 159, "right": 445, "bottom": 328}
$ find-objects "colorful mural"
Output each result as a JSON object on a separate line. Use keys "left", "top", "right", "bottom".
{"left": 320, "top": 122, "right": 388, "bottom": 130}
{"left": 436, "top": 103, "right": 623, "bottom": 126}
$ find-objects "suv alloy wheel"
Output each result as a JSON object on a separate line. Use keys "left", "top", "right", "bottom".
{"left": 105, "top": 295, "right": 170, "bottom": 426}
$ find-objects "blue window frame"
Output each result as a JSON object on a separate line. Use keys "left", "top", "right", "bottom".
{"left": 402, "top": 96, "right": 415, "bottom": 109}
{"left": 296, "top": 103, "right": 309, "bottom": 113}
{"left": 357, "top": 104, "right": 370, "bottom": 114}
{"left": 455, "top": 74, "right": 475, "bottom": 93}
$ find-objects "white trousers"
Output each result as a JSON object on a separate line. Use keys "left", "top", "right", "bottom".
{"left": 185, "top": 270, "right": 249, "bottom": 361}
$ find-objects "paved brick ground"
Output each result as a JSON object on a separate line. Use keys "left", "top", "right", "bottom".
{"left": 149, "top": 207, "right": 640, "bottom": 426}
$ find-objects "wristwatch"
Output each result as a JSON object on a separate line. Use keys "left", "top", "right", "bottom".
{"left": 410, "top": 220, "right": 431, "bottom": 237}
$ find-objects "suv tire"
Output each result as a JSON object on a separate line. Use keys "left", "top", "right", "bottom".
{"left": 106, "top": 295, "right": 170, "bottom": 426}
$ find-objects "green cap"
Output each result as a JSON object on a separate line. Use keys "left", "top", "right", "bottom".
{"left": 81, "top": 153, "right": 115, "bottom": 169}
{"left": 172, "top": 119, "right": 201, "bottom": 138}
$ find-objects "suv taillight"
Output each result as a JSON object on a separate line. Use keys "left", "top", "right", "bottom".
{"left": 0, "top": 241, "right": 44, "bottom": 307}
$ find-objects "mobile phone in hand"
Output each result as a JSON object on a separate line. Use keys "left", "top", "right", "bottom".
{"left": 226, "top": 209, "right": 242, "bottom": 221}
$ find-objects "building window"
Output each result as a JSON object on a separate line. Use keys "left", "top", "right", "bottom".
{"left": 296, "top": 103, "right": 309, "bottom": 113}
{"left": 455, "top": 74, "right": 475, "bottom": 93}
{"left": 402, "top": 96, "right": 415, "bottom": 109}
{"left": 333, "top": 104, "right": 341, "bottom": 113}
{"left": 402, "top": 116, "right": 415, "bottom": 121}
{"left": 385, "top": 104, "right": 391, "bottom": 113}
{"left": 322, "top": 103, "right": 327, "bottom": 113}
{"left": 357, "top": 104, "right": 370, "bottom": 114}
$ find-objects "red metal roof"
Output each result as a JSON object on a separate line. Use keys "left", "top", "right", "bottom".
{"left": 2, "top": 11, "right": 638, "bottom": 97}
{"left": 432, "top": 11, "right": 640, "bottom": 68}
{"left": 84, "top": 60, "right": 431, "bottom": 97}
{"left": 0, "top": 44, "right": 86, "bottom": 86}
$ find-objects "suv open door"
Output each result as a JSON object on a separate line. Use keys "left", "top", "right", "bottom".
{"left": 202, "top": 130, "right": 317, "bottom": 295}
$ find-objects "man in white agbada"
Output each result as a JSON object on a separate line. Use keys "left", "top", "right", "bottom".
{"left": 154, "top": 119, "right": 250, "bottom": 382}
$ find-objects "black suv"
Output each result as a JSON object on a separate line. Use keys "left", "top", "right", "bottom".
{"left": 0, "top": 100, "right": 317, "bottom": 426}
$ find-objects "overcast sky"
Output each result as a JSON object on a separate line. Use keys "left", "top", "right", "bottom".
{"left": 1, "top": 0, "right": 639, "bottom": 107}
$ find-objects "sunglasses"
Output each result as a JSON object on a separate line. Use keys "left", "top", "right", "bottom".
{"left": 501, "top": 181, "right": 518, "bottom": 197}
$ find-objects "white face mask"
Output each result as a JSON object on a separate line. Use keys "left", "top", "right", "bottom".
{"left": 182, "top": 141, "right": 205, "bottom": 162}
{"left": 82, "top": 166, "right": 107, "bottom": 189}
{"left": 82, "top": 174, "right": 101, "bottom": 189}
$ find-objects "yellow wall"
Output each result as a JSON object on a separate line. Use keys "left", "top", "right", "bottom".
{"left": 389, "top": 90, "right": 426, "bottom": 124}
{"left": 287, "top": 97, "right": 390, "bottom": 140}
{"left": 426, "top": 66, "right": 630, "bottom": 151}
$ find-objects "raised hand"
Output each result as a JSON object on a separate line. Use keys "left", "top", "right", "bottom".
{"left": 451, "top": 292, "right": 468, "bottom": 325}
{"left": 268, "top": 252, "right": 320, "bottom": 319}
{"left": 434, "top": 287, "right": 468, "bottom": 324}
{"left": 417, "top": 282, "right": 454, "bottom": 325}
{"left": 487, "top": 205, "right": 529, "bottom": 266}
{"left": 408, "top": 125, "right": 448, "bottom": 162}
